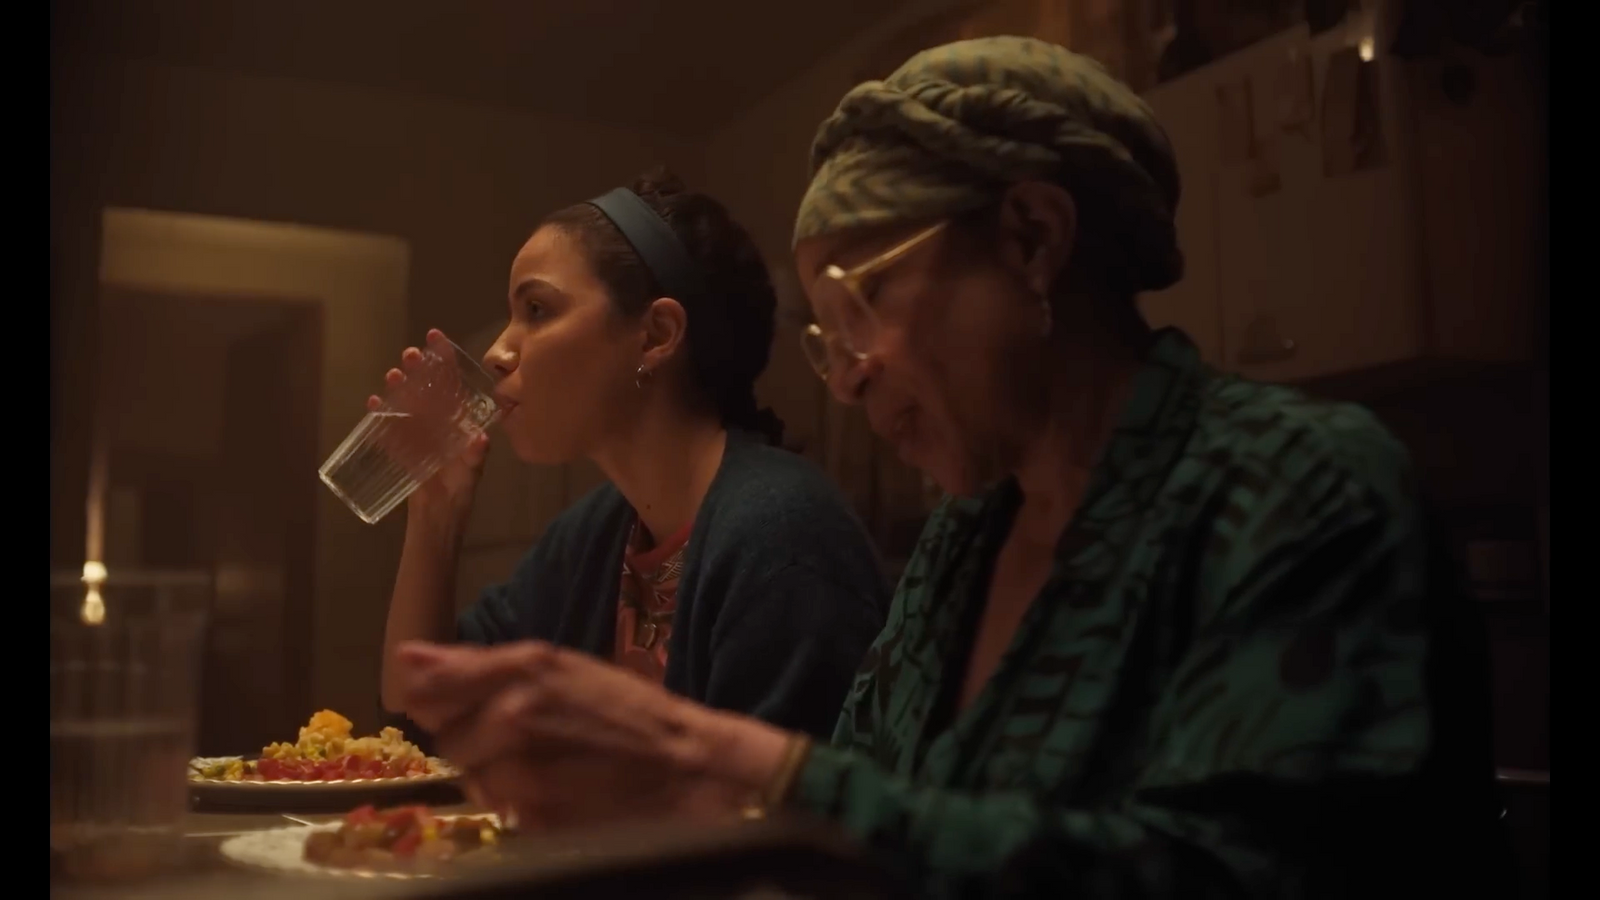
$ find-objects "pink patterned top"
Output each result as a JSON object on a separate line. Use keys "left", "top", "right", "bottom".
{"left": 613, "top": 518, "right": 690, "bottom": 683}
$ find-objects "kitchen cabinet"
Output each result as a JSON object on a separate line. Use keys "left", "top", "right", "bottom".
{"left": 1212, "top": 23, "right": 1431, "bottom": 382}
{"left": 1407, "top": 49, "right": 1545, "bottom": 366}
{"left": 1143, "top": 14, "right": 1541, "bottom": 383}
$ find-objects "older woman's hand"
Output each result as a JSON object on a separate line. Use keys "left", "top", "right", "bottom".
{"left": 391, "top": 640, "right": 793, "bottom": 829}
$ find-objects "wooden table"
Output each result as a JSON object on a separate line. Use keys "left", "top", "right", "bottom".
{"left": 52, "top": 808, "right": 896, "bottom": 900}
{"left": 51, "top": 806, "right": 483, "bottom": 900}
{"left": 181, "top": 803, "right": 483, "bottom": 836}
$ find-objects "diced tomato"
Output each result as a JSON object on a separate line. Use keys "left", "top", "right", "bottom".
{"left": 345, "top": 805, "right": 379, "bottom": 826}
{"left": 390, "top": 829, "right": 423, "bottom": 858}
{"left": 256, "top": 752, "right": 432, "bottom": 783}
{"left": 383, "top": 806, "right": 425, "bottom": 829}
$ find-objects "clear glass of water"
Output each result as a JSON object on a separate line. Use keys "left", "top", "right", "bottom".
{"left": 50, "top": 608, "right": 206, "bottom": 883}
{"left": 319, "top": 334, "right": 502, "bottom": 524}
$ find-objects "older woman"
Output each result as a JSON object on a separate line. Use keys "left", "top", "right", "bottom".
{"left": 391, "top": 38, "right": 1507, "bottom": 897}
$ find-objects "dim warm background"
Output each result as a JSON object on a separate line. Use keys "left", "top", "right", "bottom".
{"left": 50, "top": 0, "right": 1545, "bottom": 827}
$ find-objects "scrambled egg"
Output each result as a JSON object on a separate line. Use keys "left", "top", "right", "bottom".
{"left": 259, "top": 711, "right": 424, "bottom": 763}
{"left": 196, "top": 710, "right": 432, "bottom": 781}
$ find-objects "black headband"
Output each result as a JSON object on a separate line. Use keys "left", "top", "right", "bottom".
{"left": 585, "top": 188, "right": 707, "bottom": 305}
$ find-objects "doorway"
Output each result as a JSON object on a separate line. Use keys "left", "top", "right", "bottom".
{"left": 97, "top": 289, "right": 323, "bottom": 754}
{"left": 93, "top": 207, "right": 411, "bottom": 736}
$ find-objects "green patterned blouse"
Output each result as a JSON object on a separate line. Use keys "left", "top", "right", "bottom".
{"left": 793, "top": 330, "right": 1502, "bottom": 898}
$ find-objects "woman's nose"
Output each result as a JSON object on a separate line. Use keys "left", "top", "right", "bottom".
{"left": 484, "top": 342, "right": 517, "bottom": 378}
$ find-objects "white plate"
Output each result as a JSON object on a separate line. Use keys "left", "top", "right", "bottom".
{"left": 189, "top": 757, "right": 459, "bottom": 794}
{"left": 217, "top": 814, "right": 500, "bottom": 880}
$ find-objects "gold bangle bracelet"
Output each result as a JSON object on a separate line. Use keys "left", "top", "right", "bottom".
{"left": 765, "top": 733, "right": 813, "bottom": 808}
{"left": 741, "top": 733, "right": 813, "bottom": 820}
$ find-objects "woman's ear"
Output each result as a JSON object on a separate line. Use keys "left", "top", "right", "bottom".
{"left": 638, "top": 296, "right": 689, "bottom": 373}
{"left": 995, "top": 181, "right": 1079, "bottom": 298}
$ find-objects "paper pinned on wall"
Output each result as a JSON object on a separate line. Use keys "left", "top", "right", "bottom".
{"left": 1321, "top": 45, "right": 1387, "bottom": 176}
{"left": 1245, "top": 137, "right": 1283, "bottom": 198}
{"left": 1275, "top": 46, "right": 1316, "bottom": 134}
{"left": 1216, "top": 79, "right": 1256, "bottom": 165}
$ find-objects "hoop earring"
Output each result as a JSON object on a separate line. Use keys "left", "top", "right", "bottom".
{"left": 1039, "top": 297, "right": 1054, "bottom": 339}
{"left": 635, "top": 364, "right": 651, "bottom": 389}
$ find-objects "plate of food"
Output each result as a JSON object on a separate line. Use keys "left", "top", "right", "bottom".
{"left": 190, "top": 710, "right": 458, "bottom": 806}
{"left": 218, "top": 805, "right": 504, "bottom": 880}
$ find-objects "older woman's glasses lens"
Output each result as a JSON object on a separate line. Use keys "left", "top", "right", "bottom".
{"left": 801, "top": 324, "right": 864, "bottom": 380}
{"left": 801, "top": 325, "right": 833, "bottom": 378}
{"left": 798, "top": 221, "right": 946, "bottom": 382}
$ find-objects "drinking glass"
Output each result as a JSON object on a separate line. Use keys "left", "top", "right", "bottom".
{"left": 319, "top": 335, "right": 501, "bottom": 524}
{"left": 50, "top": 606, "right": 206, "bottom": 883}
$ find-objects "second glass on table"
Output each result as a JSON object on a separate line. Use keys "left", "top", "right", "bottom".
{"left": 51, "top": 607, "right": 206, "bottom": 884}
{"left": 319, "top": 334, "right": 502, "bottom": 524}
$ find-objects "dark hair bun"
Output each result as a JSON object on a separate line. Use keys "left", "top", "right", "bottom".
{"left": 630, "top": 166, "right": 689, "bottom": 199}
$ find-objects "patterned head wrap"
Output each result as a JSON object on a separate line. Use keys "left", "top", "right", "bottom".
{"left": 794, "top": 36, "right": 1184, "bottom": 293}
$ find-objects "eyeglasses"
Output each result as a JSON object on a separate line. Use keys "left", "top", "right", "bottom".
{"left": 800, "top": 221, "right": 947, "bottom": 381}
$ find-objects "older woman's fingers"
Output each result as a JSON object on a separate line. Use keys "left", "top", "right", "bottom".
{"left": 472, "top": 756, "right": 635, "bottom": 832}
{"left": 395, "top": 644, "right": 541, "bottom": 733}
{"left": 500, "top": 753, "right": 709, "bottom": 831}
{"left": 468, "top": 756, "right": 576, "bottom": 832}
{"left": 393, "top": 640, "right": 553, "bottom": 729}
{"left": 432, "top": 682, "right": 545, "bottom": 773}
